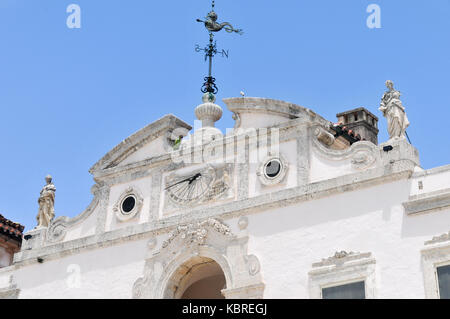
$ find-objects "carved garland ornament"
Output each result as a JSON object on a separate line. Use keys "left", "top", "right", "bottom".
{"left": 312, "top": 251, "right": 372, "bottom": 268}
{"left": 162, "top": 218, "right": 233, "bottom": 248}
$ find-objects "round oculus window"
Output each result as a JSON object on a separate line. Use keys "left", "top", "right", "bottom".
{"left": 121, "top": 195, "right": 136, "bottom": 214}
{"left": 264, "top": 159, "right": 282, "bottom": 178}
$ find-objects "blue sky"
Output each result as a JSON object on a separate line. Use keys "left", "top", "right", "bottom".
{"left": 0, "top": 0, "right": 449, "bottom": 230}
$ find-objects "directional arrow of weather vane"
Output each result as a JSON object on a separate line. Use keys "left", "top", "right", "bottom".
{"left": 195, "top": 0, "right": 243, "bottom": 94}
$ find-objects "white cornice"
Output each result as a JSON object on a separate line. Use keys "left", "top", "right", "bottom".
{"left": 403, "top": 188, "right": 450, "bottom": 215}
{"left": 13, "top": 159, "right": 416, "bottom": 267}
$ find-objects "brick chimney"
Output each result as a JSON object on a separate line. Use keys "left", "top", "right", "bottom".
{"left": 336, "top": 107, "right": 379, "bottom": 145}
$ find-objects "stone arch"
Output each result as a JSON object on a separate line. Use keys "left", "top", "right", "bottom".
{"left": 164, "top": 256, "right": 226, "bottom": 299}
{"left": 158, "top": 245, "right": 233, "bottom": 299}
{"left": 132, "top": 218, "right": 265, "bottom": 299}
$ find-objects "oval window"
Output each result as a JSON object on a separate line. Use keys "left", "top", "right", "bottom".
{"left": 121, "top": 196, "right": 136, "bottom": 214}
{"left": 265, "top": 160, "right": 282, "bottom": 178}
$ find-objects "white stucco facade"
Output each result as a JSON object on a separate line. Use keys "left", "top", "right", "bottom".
{"left": 0, "top": 97, "right": 449, "bottom": 299}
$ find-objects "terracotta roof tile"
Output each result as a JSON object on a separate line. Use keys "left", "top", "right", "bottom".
{"left": 331, "top": 123, "right": 362, "bottom": 145}
{"left": 0, "top": 214, "right": 24, "bottom": 242}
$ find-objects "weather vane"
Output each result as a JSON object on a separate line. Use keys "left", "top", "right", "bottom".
{"left": 196, "top": 0, "right": 243, "bottom": 96}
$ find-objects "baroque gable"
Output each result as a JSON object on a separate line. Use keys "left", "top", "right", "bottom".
{"left": 89, "top": 114, "right": 191, "bottom": 174}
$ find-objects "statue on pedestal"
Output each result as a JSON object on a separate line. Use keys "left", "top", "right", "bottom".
{"left": 36, "top": 175, "right": 56, "bottom": 228}
{"left": 379, "top": 80, "right": 410, "bottom": 140}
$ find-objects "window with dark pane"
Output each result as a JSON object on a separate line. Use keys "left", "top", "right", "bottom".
{"left": 437, "top": 265, "right": 450, "bottom": 299}
{"left": 322, "top": 281, "right": 365, "bottom": 299}
{"left": 265, "top": 160, "right": 281, "bottom": 178}
{"left": 121, "top": 196, "right": 136, "bottom": 214}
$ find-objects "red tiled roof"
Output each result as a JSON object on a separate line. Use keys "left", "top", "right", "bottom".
{"left": 0, "top": 214, "right": 24, "bottom": 242}
{"left": 331, "top": 123, "right": 362, "bottom": 144}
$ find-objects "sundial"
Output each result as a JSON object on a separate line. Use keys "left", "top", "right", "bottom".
{"left": 195, "top": 0, "right": 243, "bottom": 95}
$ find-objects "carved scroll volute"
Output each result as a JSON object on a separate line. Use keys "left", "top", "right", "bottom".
{"left": 132, "top": 261, "right": 155, "bottom": 299}
{"left": 315, "top": 127, "right": 335, "bottom": 146}
{"left": 46, "top": 217, "right": 69, "bottom": 243}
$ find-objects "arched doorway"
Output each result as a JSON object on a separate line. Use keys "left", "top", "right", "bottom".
{"left": 132, "top": 218, "right": 265, "bottom": 299}
{"left": 165, "top": 256, "right": 226, "bottom": 299}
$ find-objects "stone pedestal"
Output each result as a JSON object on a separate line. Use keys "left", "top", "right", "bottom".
{"left": 379, "top": 137, "right": 420, "bottom": 167}
{"left": 20, "top": 227, "right": 47, "bottom": 252}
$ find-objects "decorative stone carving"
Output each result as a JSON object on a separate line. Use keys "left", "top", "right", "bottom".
{"left": 379, "top": 80, "right": 410, "bottom": 140}
{"left": 311, "top": 126, "right": 380, "bottom": 171}
{"left": 132, "top": 217, "right": 264, "bottom": 299}
{"left": 132, "top": 272, "right": 152, "bottom": 299}
{"left": 309, "top": 251, "right": 376, "bottom": 299}
{"left": 36, "top": 175, "right": 56, "bottom": 228}
{"left": 246, "top": 254, "right": 261, "bottom": 276}
{"left": 315, "top": 127, "right": 335, "bottom": 147}
{"left": 232, "top": 112, "right": 241, "bottom": 130}
{"left": 351, "top": 150, "right": 376, "bottom": 170}
{"left": 162, "top": 218, "right": 233, "bottom": 248}
{"left": 204, "top": 170, "right": 231, "bottom": 201}
{"left": 45, "top": 182, "right": 105, "bottom": 244}
{"left": 312, "top": 251, "right": 372, "bottom": 267}
{"left": 334, "top": 251, "right": 352, "bottom": 258}
{"left": 425, "top": 231, "right": 450, "bottom": 245}
{"left": 46, "top": 218, "right": 68, "bottom": 243}
{"left": 257, "top": 153, "right": 289, "bottom": 186}
{"left": 238, "top": 216, "right": 249, "bottom": 230}
{"left": 113, "top": 187, "right": 144, "bottom": 222}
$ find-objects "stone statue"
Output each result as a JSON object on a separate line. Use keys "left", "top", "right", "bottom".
{"left": 379, "top": 80, "right": 410, "bottom": 140}
{"left": 36, "top": 175, "right": 56, "bottom": 228}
